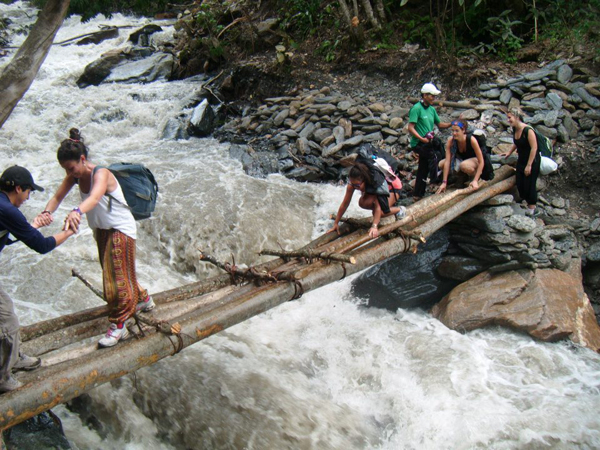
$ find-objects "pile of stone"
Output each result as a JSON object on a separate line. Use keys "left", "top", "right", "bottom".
{"left": 217, "top": 86, "right": 410, "bottom": 181}
{"left": 478, "top": 59, "right": 600, "bottom": 143}
{"left": 437, "top": 193, "right": 582, "bottom": 282}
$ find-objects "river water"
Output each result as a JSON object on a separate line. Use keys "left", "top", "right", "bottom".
{"left": 1, "top": 2, "right": 599, "bottom": 449}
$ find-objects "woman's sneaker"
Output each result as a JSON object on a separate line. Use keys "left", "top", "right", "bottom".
{"left": 98, "top": 324, "right": 130, "bottom": 348}
{"left": 13, "top": 353, "right": 41, "bottom": 371}
{"left": 0, "top": 376, "right": 23, "bottom": 393}
{"left": 136, "top": 295, "right": 155, "bottom": 313}
{"left": 395, "top": 206, "right": 407, "bottom": 220}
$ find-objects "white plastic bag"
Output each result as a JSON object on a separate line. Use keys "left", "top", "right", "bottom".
{"left": 540, "top": 156, "right": 558, "bottom": 175}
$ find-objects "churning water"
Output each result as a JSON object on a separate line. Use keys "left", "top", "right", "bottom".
{"left": 1, "top": 3, "right": 599, "bottom": 449}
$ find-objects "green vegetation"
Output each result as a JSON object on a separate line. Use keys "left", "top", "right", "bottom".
{"left": 31, "top": 0, "right": 171, "bottom": 21}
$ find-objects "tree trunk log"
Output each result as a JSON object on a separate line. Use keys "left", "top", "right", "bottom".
{"left": 259, "top": 248, "right": 356, "bottom": 264}
{"left": 0, "top": 0, "right": 70, "bottom": 129}
{"left": 361, "top": 0, "right": 380, "bottom": 30}
{"left": 407, "top": 97, "right": 483, "bottom": 108}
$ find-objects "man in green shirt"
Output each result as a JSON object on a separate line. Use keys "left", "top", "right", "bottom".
{"left": 407, "top": 83, "right": 451, "bottom": 200}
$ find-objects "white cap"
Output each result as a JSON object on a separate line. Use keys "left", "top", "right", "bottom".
{"left": 421, "top": 83, "right": 441, "bottom": 95}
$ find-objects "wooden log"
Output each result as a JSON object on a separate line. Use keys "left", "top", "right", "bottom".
{"left": 20, "top": 227, "right": 349, "bottom": 343}
{"left": 1, "top": 231, "right": 417, "bottom": 431}
{"left": 407, "top": 97, "right": 482, "bottom": 108}
{"left": 259, "top": 248, "right": 356, "bottom": 264}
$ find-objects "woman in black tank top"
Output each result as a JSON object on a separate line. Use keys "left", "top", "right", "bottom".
{"left": 436, "top": 120, "right": 485, "bottom": 194}
{"left": 501, "top": 108, "right": 541, "bottom": 215}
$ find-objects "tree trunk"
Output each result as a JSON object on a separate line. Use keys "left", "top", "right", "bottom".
{"left": 337, "top": 0, "right": 360, "bottom": 43}
{"left": 374, "top": 0, "right": 386, "bottom": 23}
{"left": 0, "top": 0, "right": 71, "bottom": 129}
{"left": 361, "top": 0, "right": 381, "bottom": 30}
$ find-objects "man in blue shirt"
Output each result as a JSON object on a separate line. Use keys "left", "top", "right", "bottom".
{"left": 0, "top": 166, "right": 74, "bottom": 393}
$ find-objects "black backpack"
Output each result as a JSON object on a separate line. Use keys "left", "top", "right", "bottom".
{"left": 93, "top": 163, "right": 159, "bottom": 220}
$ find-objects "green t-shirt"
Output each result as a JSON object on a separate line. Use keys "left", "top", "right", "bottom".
{"left": 408, "top": 101, "right": 440, "bottom": 148}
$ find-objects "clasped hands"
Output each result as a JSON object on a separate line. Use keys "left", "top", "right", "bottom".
{"left": 33, "top": 210, "right": 81, "bottom": 232}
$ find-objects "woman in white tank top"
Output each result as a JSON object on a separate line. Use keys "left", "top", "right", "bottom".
{"left": 36, "top": 128, "right": 154, "bottom": 347}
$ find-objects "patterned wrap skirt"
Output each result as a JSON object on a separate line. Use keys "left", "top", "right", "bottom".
{"left": 95, "top": 229, "right": 148, "bottom": 324}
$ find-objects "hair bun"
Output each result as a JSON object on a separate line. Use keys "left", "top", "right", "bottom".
{"left": 69, "top": 128, "right": 81, "bottom": 141}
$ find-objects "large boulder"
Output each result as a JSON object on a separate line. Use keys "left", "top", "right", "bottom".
{"left": 104, "top": 52, "right": 174, "bottom": 84}
{"left": 431, "top": 268, "right": 600, "bottom": 351}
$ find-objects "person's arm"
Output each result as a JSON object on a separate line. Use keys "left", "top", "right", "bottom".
{"left": 64, "top": 168, "right": 110, "bottom": 231}
{"left": 436, "top": 138, "right": 453, "bottom": 194}
{"left": 525, "top": 128, "right": 538, "bottom": 176}
{"left": 433, "top": 107, "right": 451, "bottom": 129}
{"left": 501, "top": 144, "right": 517, "bottom": 158}
{"left": 369, "top": 201, "right": 384, "bottom": 238}
{"left": 3, "top": 206, "right": 74, "bottom": 254}
{"left": 328, "top": 185, "right": 354, "bottom": 235}
{"left": 35, "top": 176, "right": 77, "bottom": 228}
{"left": 407, "top": 122, "right": 428, "bottom": 144}
{"left": 469, "top": 136, "right": 485, "bottom": 189}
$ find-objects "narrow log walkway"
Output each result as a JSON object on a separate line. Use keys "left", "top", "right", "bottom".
{"left": 0, "top": 166, "right": 516, "bottom": 430}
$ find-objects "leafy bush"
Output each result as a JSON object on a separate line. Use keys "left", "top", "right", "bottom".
{"left": 31, "top": 0, "right": 171, "bottom": 21}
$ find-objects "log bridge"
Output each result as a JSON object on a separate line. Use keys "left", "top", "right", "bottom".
{"left": 0, "top": 166, "right": 517, "bottom": 431}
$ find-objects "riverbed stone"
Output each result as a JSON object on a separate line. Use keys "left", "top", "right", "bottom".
{"left": 546, "top": 92, "right": 563, "bottom": 111}
{"left": 188, "top": 99, "right": 215, "bottom": 136}
{"left": 482, "top": 194, "right": 514, "bottom": 206}
{"left": 104, "top": 52, "right": 174, "bottom": 84}
{"left": 506, "top": 214, "right": 537, "bottom": 232}
{"left": 587, "top": 242, "right": 600, "bottom": 262}
{"left": 482, "top": 88, "right": 501, "bottom": 99}
{"left": 556, "top": 65, "right": 573, "bottom": 84}
{"left": 431, "top": 269, "right": 600, "bottom": 351}
{"left": 437, "top": 256, "right": 489, "bottom": 281}
{"left": 499, "top": 89, "right": 513, "bottom": 105}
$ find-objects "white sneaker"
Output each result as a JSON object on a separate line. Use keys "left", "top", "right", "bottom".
{"left": 98, "top": 324, "right": 130, "bottom": 348}
{"left": 0, "top": 376, "right": 23, "bottom": 393}
{"left": 136, "top": 295, "right": 155, "bottom": 313}
{"left": 395, "top": 206, "right": 406, "bottom": 220}
{"left": 13, "top": 353, "right": 41, "bottom": 371}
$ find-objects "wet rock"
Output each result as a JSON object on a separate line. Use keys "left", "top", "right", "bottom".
{"left": 162, "top": 115, "right": 190, "bottom": 140}
{"left": 431, "top": 269, "right": 600, "bottom": 351}
{"left": 77, "top": 51, "right": 127, "bottom": 88}
{"left": 437, "top": 256, "right": 489, "bottom": 281}
{"left": 188, "top": 99, "right": 215, "bottom": 137}
{"left": 104, "top": 52, "right": 174, "bottom": 84}
{"left": 456, "top": 242, "right": 512, "bottom": 264}
{"left": 77, "top": 27, "right": 119, "bottom": 45}
{"left": 3, "top": 411, "right": 71, "bottom": 450}
{"left": 129, "top": 24, "right": 163, "bottom": 45}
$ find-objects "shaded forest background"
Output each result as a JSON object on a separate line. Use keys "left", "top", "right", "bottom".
{"left": 25, "top": 0, "right": 600, "bottom": 69}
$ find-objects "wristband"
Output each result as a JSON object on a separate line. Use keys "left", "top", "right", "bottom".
{"left": 42, "top": 210, "right": 52, "bottom": 215}
{"left": 73, "top": 207, "right": 83, "bottom": 215}
{"left": 442, "top": 180, "right": 447, "bottom": 184}
{"left": 370, "top": 224, "right": 378, "bottom": 229}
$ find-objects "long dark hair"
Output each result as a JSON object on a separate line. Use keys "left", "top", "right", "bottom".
{"left": 57, "top": 128, "right": 88, "bottom": 162}
{"left": 349, "top": 162, "right": 373, "bottom": 186}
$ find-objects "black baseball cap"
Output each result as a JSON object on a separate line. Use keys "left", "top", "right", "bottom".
{"left": 0, "top": 166, "right": 44, "bottom": 192}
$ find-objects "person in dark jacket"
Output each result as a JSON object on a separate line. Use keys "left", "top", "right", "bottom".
{"left": 0, "top": 165, "right": 74, "bottom": 393}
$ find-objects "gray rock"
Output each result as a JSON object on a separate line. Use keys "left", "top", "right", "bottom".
{"left": 333, "top": 126, "right": 345, "bottom": 144}
{"left": 499, "top": 89, "right": 513, "bottom": 105}
{"left": 509, "top": 85, "right": 525, "bottom": 96}
{"left": 544, "top": 110, "right": 559, "bottom": 127}
{"left": 296, "top": 137, "right": 310, "bottom": 154}
{"left": 591, "top": 218, "right": 600, "bottom": 232}
{"left": 363, "top": 131, "right": 383, "bottom": 142}
{"left": 299, "top": 122, "right": 316, "bottom": 139}
{"left": 482, "top": 88, "right": 501, "bottom": 99}
{"left": 78, "top": 27, "right": 119, "bottom": 45}
{"left": 313, "top": 128, "right": 332, "bottom": 142}
{"left": 557, "top": 64, "right": 573, "bottom": 84}
{"left": 104, "top": 52, "right": 174, "bottom": 84}
{"left": 525, "top": 69, "right": 555, "bottom": 81}
{"left": 456, "top": 243, "right": 512, "bottom": 264}
{"left": 278, "top": 158, "right": 294, "bottom": 171}
{"left": 557, "top": 124, "right": 569, "bottom": 143}
{"left": 188, "top": 99, "right": 215, "bottom": 137}
{"left": 588, "top": 242, "right": 600, "bottom": 262}
{"left": 273, "top": 108, "right": 290, "bottom": 126}
{"left": 535, "top": 124, "right": 558, "bottom": 139}
{"left": 506, "top": 215, "right": 537, "bottom": 233}
{"left": 162, "top": 116, "right": 189, "bottom": 140}
{"left": 579, "top": 117, "right": 594, "bottom": 130}
{"left": 574, "top": 86, "right": 600, "bottom": 108}
{"left": 546, "top": 92, "right": 563, "bottom": 110}
{"left": 337, "top": 100, "right": 353, "bottom": 111}
{"left": 562, "top": 115, "right": 579, "bottom": 138}
{"left": 460, "top": 109, "right": 480, "bottom": 120}
{"left": 437, "top": 256, "right": 489, "bottom": 281}
{"left": 479, "top": 83, "right": 498, "bottom": 90}
{"left": 482, "top": 194, "right": 514, "bottom": 206}
{"left": 586, "top": 109, "right": 600, "bottom": 120}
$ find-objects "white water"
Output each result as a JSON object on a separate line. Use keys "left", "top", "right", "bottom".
{"left": 1, "top": 3, "right": 599, "bottom": 449}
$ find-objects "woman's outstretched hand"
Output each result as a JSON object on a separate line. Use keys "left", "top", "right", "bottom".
{"left": 327, "top": 223, "right": 340, "bottom": 235}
